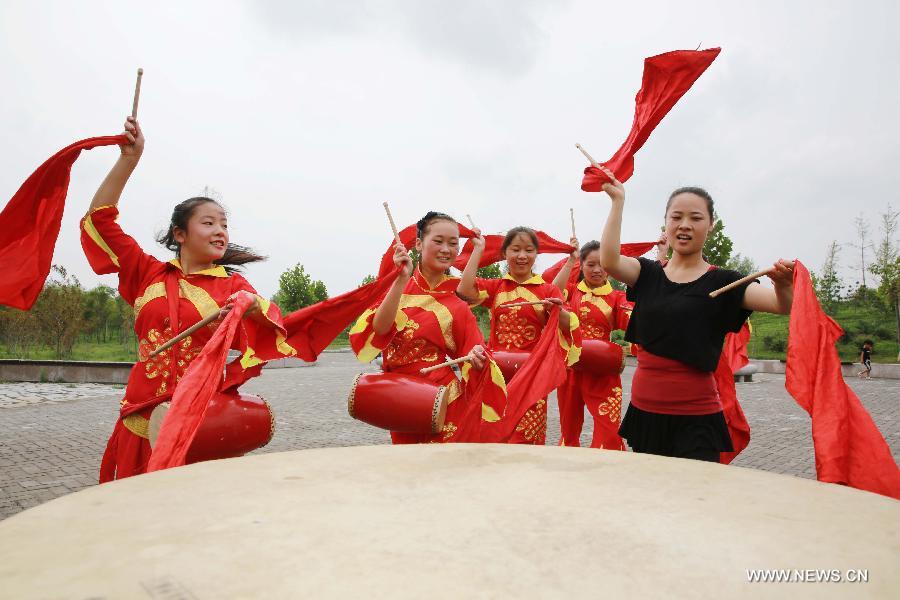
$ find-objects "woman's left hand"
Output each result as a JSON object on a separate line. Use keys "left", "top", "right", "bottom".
{"left": 543, "top": 297, "right": 564, "bottom": 307}
{"left": 767, "top": 259, "right": 795, "bottom": 288}
{"left": 469, "top": 345, "right": 488, "bottom": 370}
{"left": 219, "top": 291, "right": 260, "bottom": 320}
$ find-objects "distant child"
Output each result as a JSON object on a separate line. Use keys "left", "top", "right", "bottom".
{"left": 857, "top": 340, "right": 874, "bottom": 379}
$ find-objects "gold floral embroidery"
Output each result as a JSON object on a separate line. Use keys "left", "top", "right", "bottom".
{"left": 441, "top": 422, "right": 458, "bottom": 442}
{"left": 138, "top": 325, "right": 202, "bottom": 397}
{"left": 515, "top": 398, "right": 547, "bottom": 444}
{"left": 579, "top": 306, "right": 607, "bottom": 340}
{"left": 495, "top": 307, "right": 538, "bottom": 349}
{"left": 598, "top": 387, "right": 622, "bottom": 423}
{"left": 384, "top": 319, "right": 441, "bottom": 368}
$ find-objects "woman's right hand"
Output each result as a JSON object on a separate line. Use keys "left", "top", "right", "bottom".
{"left": 120, "top": 116, "right": 144, "bottom": 161}
{"left": 471, "top": 227, "right": 485, "bottom": 252}
{"left": 599, "top": 166, "right": 624, "bottom": 203}
{"left": 568, "top": 236, "right": 579, "bottom": 261}
{"left": 394, "top": 243, "right": 413, "bottom": 277}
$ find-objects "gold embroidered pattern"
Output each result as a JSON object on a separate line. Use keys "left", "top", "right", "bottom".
{"left": 598, "top": 387, "right": 623, "bottom": 423}
{"left": 495, "top": 307, "right": 538, "bottom": 349}
{"left": 134, "top": 282, "right": 166, "bottom": 317}
{"left": 579, "top": 306, "right": 607, "bottom": 340}
{"left": 397, "top": 295, "right": 457, "bottom": 355}
{"left": 138, "top": 326, "right": 202, "bottom": 396}
{"left": 515, "top": 398, "right": 547, "bottom": 444}
{"left": 384, "top": 319, "right": 441, "bottom": 368}
{"left": 178, "top": 279, "right": 221, "bottom": 319}
{"left": 440, "top": 422, "right": 458, "bottom": 442}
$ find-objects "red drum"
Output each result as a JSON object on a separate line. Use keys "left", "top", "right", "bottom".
{"left": 492, "top": 350, "right": 531, "bottom": 383}
{"left": 574, "top": 340, "right": 626, "bottom": 375}
{"left": 148, "top": 393, "right": 275, "bottom": 464}
{"left": 348, "top": 372, "right": 449, "bottom": 434}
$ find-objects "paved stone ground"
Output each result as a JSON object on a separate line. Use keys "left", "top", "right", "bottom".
{"left": 1, "top": 352, "right": 897, "bottom": 520}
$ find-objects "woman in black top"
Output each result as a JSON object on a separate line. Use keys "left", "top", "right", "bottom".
{"left": 596, "top": 165, "right": 794, "bottom": 461}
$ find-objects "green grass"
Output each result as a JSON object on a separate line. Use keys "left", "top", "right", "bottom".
{"left": 0, "top": 340, "right": 138, "bottom": 362}
{"left": 749, "top": 304, "right": 899, "bottom": 363}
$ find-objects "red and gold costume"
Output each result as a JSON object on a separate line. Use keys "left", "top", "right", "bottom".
{"left": 349, "top": 268, "right": 506, "bottom": 444}
{"left": 80, "top": 205, "right": 294, "bottom": 481}
{"left": 471, "top": 274, "right": 579, "bottom": 444}
{"left": 557, "top": 280, "right": 632, "bottom": 449}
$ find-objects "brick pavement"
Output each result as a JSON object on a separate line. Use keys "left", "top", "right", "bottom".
{"left": 1, "top": 352, "right": 897, "bottom": 520}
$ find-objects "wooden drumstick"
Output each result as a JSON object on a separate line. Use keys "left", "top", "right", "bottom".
{"left": 466, "top": 214, "right": 476, "bottom": 229}
{"left": 420, "top": 354, "right": 474, "bottom": 374}
{"left": 708, "top": 269, "right": 771, "bottom": 298}
{"left": 570, "top": 208, "right": 576, "bottom": 239}
{"left": 148, "top": 311, "right": 219, "bottom": 358}
{"left": 383, "top": 202, "right": 403, "bottom": 246}
{"left": 500, "top": 300, "right": 548, "bottom": 308}
{"left": 131, "top": 68, "right": 144, "bottom": 119}
{"left": 575, "top": 143, "right": 599, "bottom": 168}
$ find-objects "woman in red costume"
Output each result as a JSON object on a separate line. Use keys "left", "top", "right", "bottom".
{"left": 81, "top": 117, "right": 295, "bottom": 481}
{"left": 457, "top": 227, "right": 579, "bottom": 445}
{"left": 598, "top": 166, "right": 793, "bottom": 461}
{"left": 553, "top": 240, "right": 632, "bottom": 449}
{"left": 349, "top": 211, "right": 505, "bottom": 444}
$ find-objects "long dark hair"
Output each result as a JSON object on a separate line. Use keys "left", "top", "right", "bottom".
{"left": 500, "top": 226, "right": 539, "bottom": 260}
{"left": 156, "top": 197, "right": 265, "bottom": 273}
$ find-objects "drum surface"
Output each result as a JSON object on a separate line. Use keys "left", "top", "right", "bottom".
{"left": 0, "top": 445, "right": 897, "bottom": 599}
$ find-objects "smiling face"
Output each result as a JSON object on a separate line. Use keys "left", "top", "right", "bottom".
{"left": 173, "top": 201, "right": 229, "bottom": 264}
{"left": 581, "top": 250, "right": 608, "bottom": 288}
{"left": 664, "top": 192, "right": 713, "bottom": 257}
{"left": 504, "top": 232, "right": 538, "bottom": 280}
{"left": 415, "top": 218, "right": 459, "bottom": 275}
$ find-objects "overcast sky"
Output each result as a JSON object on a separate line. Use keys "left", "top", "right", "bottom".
{"left": 1, "top": 1, "right": 897, "bottom": 297}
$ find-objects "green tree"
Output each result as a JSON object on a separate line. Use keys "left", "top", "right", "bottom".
{"left": 703, "top": 219, "right": 733, "bottom": 267}
{"left": 272, "top": 264, "right": 329, "bottom": 313}
{"left": 816, "top": 241, "right": 843, "bottom": 313}
{"left": 476, "top": 263, "right": 502, "bottom": 279}
{"left": 31, "top": 266, "right": 86, "bottom": 358}
{"left": 360, "top": 274, "right": 377, "bottom": 286}
{"left": 869, "top": 205, "right": 899, "bottom": 357}
{"left": 0, "top": 306, "right": 39, "bottom": 357}
{"left": 83, "top": 285, "right": 116, "bottom": 343}
{"left": 725, "top": 253, "right": 759, "bottom": 276}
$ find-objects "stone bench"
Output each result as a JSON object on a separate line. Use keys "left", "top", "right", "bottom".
{"left": 734, "top": 363, "right": 759, "bottom": 383}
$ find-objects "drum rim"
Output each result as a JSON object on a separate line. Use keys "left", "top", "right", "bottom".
{"left": 430, "top": 385, "right": 449, "bottom": 435}
{"left": 347, "top": 373, "right": 364, "bottom": 419}
{"left": 260, "top": 396, "right": 276, "bottom": 447}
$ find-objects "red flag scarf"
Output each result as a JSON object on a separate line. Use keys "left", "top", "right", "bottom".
{"left": 0, "top": 135, "right": 126, "bottom": 309}
{"left": 283, "top": 267, "right": 403, "bottom": 361}
{"left": 785, "top": 261, "right": 900, "bottom": 499}
{"left": 147, "top": 292, "right": 255, "bottom": 471}
{"left": 377, "top": 222, "right": 480, "bottom": 279}
{"left": 488, "top": 307, "right": 569, "bottom": 443}
{"left": 453, "top": 231, "right": 575, "bottom": 272}
{"left": 541, "top": 240, "right": 658, "bottom": 287}
{"left": 581, "top": 48, "right": 720, "bottom": 191}
{"left": 716, "top": 322, "right": 752, "bottom": 464}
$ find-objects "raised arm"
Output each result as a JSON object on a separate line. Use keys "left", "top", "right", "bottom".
{"left": 457, "top": 228, "right": 485, "bottom": 302}
{"left": 87, "top": 116, "right": 144, "bottom": 215}
{"left": 551, "top": 236, "right": 579, "bottom": 291}
{"left": 741, "top": 260, "right": 794, "bottom": 315}
{"left": 372, "top": 244, "right": 413, "bottom": 335}
{"left": 597, "top": 166, "right": 641, "bottom": 286}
